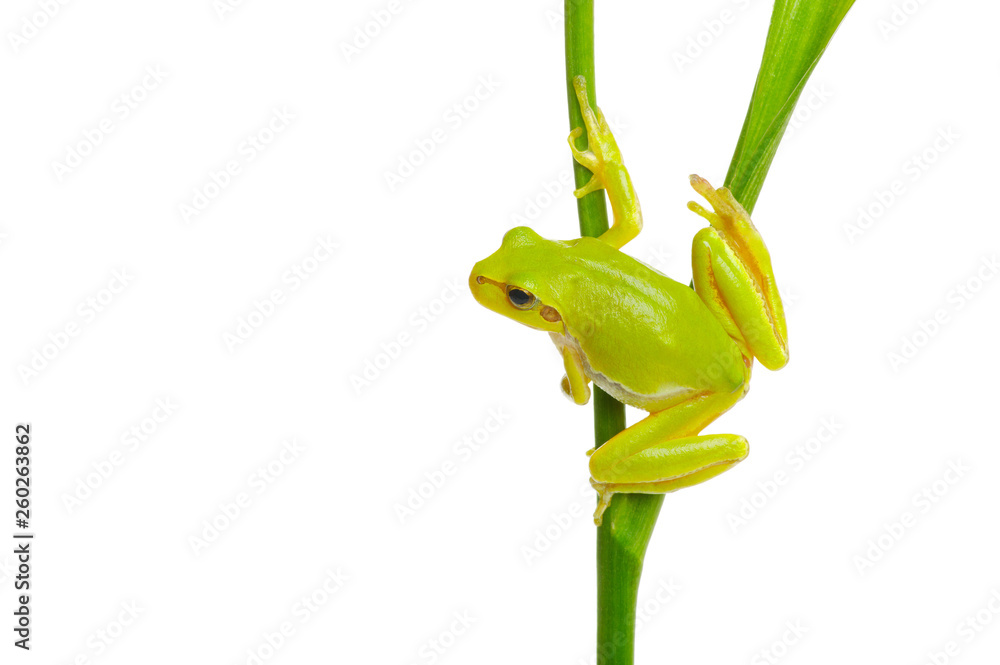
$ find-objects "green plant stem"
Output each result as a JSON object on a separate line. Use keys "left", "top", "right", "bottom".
{"left": 565, "top": 2, "right": 853, "bottom": 664}
{"left": 565, "top": 3, "right": 663, "bottom": 665}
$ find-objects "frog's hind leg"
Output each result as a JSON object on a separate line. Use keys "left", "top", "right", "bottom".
{"left": 590, "top": 434, "right": 748, "bottom": 525}
{"left": 689, "top": 175, "right": 788, "bottom": 370}
{"left": 587, "top": 391, "right": 748, "bottom": 525}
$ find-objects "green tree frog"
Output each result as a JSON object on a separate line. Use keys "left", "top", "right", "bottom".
{"left": 470, "top": 76, "right": 788, "bottom": 525}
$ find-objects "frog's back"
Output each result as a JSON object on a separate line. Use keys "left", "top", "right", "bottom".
{"left": 557, "top": 237, "right": 745, "bottom": 410}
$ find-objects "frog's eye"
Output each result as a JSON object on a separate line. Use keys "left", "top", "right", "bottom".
{"left": 506, "top": 286, "right": 536, "bottom": 309}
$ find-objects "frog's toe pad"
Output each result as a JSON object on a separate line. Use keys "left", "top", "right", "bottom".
{"left": 590, "top": 479, "right": 614, "bottom": 526}
{"left": 561, "top": 374, "right": 591, "bottom": 405}
{"left": 573, "top": 174, "right": 605, "bottom": 198}
{"left": 560, "top": 375, "right": 574, "bottom": 400}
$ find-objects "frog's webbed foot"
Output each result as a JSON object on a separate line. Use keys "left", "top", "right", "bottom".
{"left": 688, "top": 175, "right": 789, "bottom": 371}
{"left": 566, "top": 75, "right": 642, "bottom": 250}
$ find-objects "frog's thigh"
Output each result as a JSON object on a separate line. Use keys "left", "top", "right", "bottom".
{"left": 588, "top": 391, "right": 745, "bottom": 485}
{"left": 692, "top": 227, "right": 788, "bottom": 370}
{"left": 590, "top": 432, "right": 747, "bottom": 488}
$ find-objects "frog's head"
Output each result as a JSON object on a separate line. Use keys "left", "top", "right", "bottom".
{"left": 470, "top": 226, "right": 567, "bottom": 334}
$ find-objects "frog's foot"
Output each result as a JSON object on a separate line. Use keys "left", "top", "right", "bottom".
{"left": 566, "top": 76, "right": 623, "bottom": 199}
{"left": 687, "top": 175, "right": 756, "bottom": 240}
{"left": 567, "top": 127, "right": 598, "bottom": 177}
{"left": 590, "top": 479, "right": 615, "bottom": 526}
{"left": 560, "top": 373, "right": 592, "bottom": 406}
{"left": 567, "top": 129, "right": 605, "bottom": 198}
{"left": 566, "top": 76, "right": 642, "bottom": 250}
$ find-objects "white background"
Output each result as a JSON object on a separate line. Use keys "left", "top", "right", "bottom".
{"left": 2, "top": 1, "right": 999, "bottom": 664}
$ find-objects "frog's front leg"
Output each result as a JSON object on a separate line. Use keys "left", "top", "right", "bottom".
{"left": 688, "top": 175, "right": 789, "bottom": 371}
{"left": 567, "top": 76, "right": 643, "bottom": 250}
{"left": 588, "top": 390, "right": 748, "bottom": 525}
{"left": 550, "top": 333, "right": 592, "bottom": 405}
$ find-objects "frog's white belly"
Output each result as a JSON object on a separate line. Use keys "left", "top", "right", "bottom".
{"left": 549, "top": 332, "right": 694, "bottom": 412}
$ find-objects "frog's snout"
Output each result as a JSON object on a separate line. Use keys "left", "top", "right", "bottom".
{"left": 469, "top": 264, "right": 485, "bottom": 300}
{"left": 469, "top": 263, "right": 492, "bottom": 309}
{"left": 469, "top": 262, "right": 508, "bottom": 315}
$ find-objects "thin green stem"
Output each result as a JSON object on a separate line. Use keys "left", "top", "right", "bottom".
{"left": 564, "top": 0, "right": 608, "bottom": 239}
{"left": 564, "top": 3, "right": 663, "bottom": 664}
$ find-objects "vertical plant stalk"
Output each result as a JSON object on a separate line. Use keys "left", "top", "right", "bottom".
{"left": 564, "top": 2, "right": 854, "bottom": 664}
{"left": 564, "top": 3, "right": 663, "bottom": 665}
